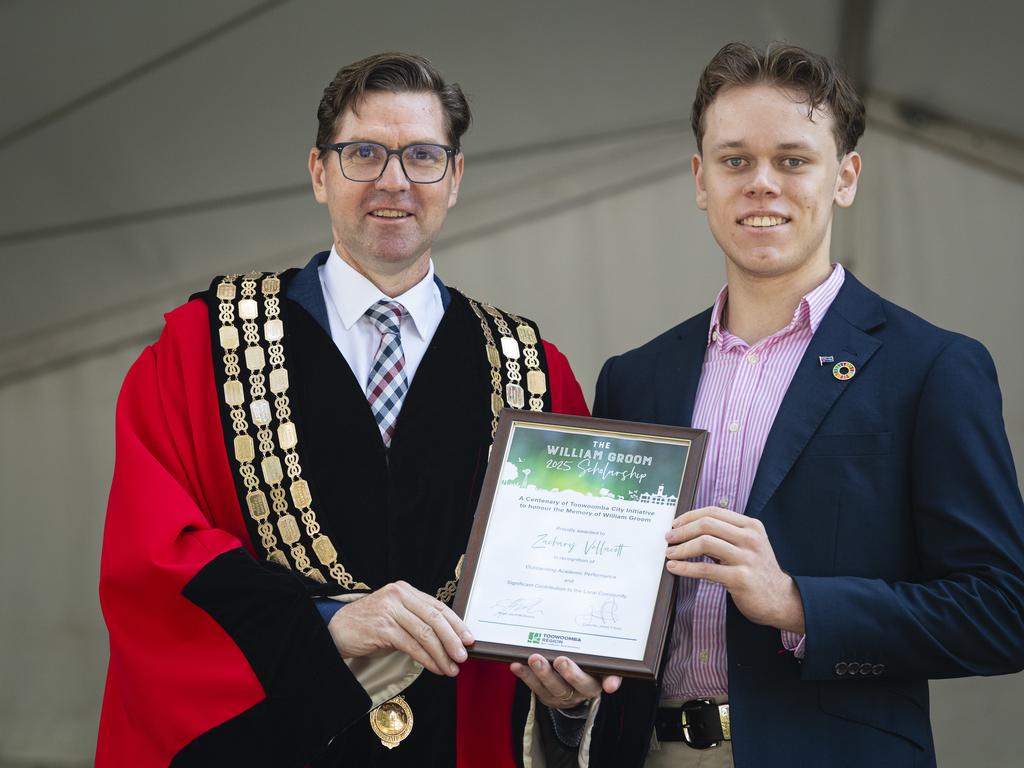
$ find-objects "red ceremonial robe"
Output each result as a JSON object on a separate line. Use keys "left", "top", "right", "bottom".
{"left": 97, "top": 290, "right": 588, "bottom": 766}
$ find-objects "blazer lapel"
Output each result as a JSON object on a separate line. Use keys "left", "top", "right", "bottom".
{"left": 657, "top": 308, "right": 713, "bottom": 427}
{"left": 744, "top": 274, "right": 886, "bottom": 521}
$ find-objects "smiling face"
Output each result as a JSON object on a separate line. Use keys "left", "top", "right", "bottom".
{"left": 309, "top": 90, "right": 463, "bottom": 283}
{"left": 692, "top": 84, "right": 860, "bottom": 285}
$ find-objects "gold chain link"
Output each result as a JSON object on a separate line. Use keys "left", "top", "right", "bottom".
{"left": 505, "top": 310, "right": 547, "bottom": 412}
{"left": 481, "top": 303, "right": 526, "bottom": 410}
{"left": 216, "top": 275, "right": 288, "bottom": 566}
{"left": 467, "top": 298, "right": 507, "bottom": 437}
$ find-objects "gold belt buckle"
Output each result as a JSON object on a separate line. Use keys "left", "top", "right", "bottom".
{"left": 370, "top": 695, "right": 413, "bottom": 749}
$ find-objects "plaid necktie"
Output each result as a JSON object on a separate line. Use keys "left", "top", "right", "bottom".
{"left": 364, "top": 300, "right": 409, "bottom": 446}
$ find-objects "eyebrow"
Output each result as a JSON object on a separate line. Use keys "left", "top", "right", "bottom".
{"left": 710, "top": 140, "right": 747, "bottom": 152}
{"left": 341, "top": 137, "right": 447, "bottom": 147}
{"left": 709, "top": 140, "right": 817, "bottom": 153}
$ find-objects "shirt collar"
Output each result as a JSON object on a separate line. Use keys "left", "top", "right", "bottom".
{"left": 706, "top": 263, "right": 846, "bottom": 348}
{"left": 321, "top": 245, "right": 440, "bottom": 341}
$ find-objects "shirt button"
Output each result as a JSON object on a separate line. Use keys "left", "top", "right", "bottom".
{"left": 698, "top": 650, "right": 710, "bottom": 663}
{"left": 746, "top": 353, "right": 759, "bottom": 365}
{"left": 728, "top": 421, "right": 740, "bottom": 433}
{"left": 719, "top": 497, "right": 730, "bottom": 508}
{"left": 712, "top": 331, "right": 720, "bottom": 342}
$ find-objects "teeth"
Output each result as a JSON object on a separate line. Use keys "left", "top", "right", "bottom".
{"left": 371, "top": 209, "right": 410, "bottom": 218}
{"left": 741, "top": 216, "right": 787, "bottom": 227}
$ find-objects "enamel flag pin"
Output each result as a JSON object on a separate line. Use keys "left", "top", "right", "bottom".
{"left": 818, "top": 355, "right": 835, "bottom": 367}
{"left": 832, "top": 361, "right": 857, "bottom": 380}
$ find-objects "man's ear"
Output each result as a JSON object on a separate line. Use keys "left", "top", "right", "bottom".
{"left": 309, "top": 148, "right": 328, "bottom": 204}
{"left": 834, "top": 151, "right": 861, "bottom": 208}
{"left": 692, "top": 153, "right": 708, "bottom": 211}
{"left": 447, "top": 151, "right": 465, "bottom": 208}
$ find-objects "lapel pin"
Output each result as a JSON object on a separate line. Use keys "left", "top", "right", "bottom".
{"left": 818, "top": 355, "right": 835, "bottom": 367}
{"left": 832, "top": 361, "right": 856, "bottom": 381}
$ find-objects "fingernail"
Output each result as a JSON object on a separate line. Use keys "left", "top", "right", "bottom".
{"left": 531, "top": 659, "right": 543, "bottom": 670}
{"left": 449, "top": 663, "right": 459, "bottom": 676}
{"left": 462, "top": 630, "right": 475, "bottom": 643}
{"left": 556, "top": 660, "right": 567, "bottom": 673}
{"left": 456, "top": 648, "right": 467, "bottom": 661}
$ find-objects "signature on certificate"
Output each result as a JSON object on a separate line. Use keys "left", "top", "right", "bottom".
{"left": 576, "top": 596, "right": 620, "bottom": 628}
{"left": 493, "top": 597, "right": 545, "bottom": 618}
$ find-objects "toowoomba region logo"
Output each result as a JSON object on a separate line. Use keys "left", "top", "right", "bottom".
{"left": 524, "top": 631, "right": 582, "bottom": 648}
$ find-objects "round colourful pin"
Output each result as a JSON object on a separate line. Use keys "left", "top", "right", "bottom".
{"left": 832, "top": 361, "right": 856, "bottom": 380}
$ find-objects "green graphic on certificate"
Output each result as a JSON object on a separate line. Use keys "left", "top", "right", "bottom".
{"left": 499, "top": 425, "right": 690, "bottom": 501}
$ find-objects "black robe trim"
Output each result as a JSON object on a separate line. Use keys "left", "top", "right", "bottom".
{"left": 174, "top": 548, "right": 369, "bottom": 766}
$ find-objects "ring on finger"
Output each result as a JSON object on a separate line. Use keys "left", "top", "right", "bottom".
{"left": 558, "top": 688, "right": 574, "bottom": 702}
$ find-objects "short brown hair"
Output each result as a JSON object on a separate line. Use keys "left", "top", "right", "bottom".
{"left": 691, "top": 42, "right": 865, "bottom": 156}
{"left": 316, "top": 52, "right": 471, "bottom": 151}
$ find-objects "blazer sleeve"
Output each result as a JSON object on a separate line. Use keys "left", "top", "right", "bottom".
{"left": 592, "top": 355, "right": 619, "bottom": 420}
{"left": 795, "top": 335, "right": 1024, "bottom": 680}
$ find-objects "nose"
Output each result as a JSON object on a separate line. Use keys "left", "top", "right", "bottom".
{"left": 743, "top": 162, "right": 781, "bottom": 198}
{"left": 375, "top": 154, "right": 410, "bottom": 192}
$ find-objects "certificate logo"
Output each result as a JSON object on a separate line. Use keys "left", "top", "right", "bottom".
{"left": 524, "top": 631, "right": 582, "bottom": 648}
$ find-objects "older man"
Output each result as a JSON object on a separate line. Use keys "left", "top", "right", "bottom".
{"left": 588, "top": 43, "right": 1024, "bottom": 767}
{"left": 97, "top": 52, "right": 609, "bottom": 767}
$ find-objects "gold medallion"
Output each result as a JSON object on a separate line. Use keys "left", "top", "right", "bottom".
{"left": 370, "top": 695, "right": 413, "bottom": 749}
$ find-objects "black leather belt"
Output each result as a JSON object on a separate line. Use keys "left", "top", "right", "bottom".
{"left": 654, "top": 698, "right": 731, "bottom": 749}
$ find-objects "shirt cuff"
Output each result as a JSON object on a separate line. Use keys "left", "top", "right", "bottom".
{"left": 781, "top": 630, "right": 806, "bottom": 659}
{"left": 319, "top": 593, "right": 423, "bottom": 707}
{"left": 314, "top": 597, "right": 345, "bottom": 623}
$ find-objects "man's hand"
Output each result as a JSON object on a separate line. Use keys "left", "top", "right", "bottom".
{"left": 665, "top": 507, "right": 805, "bottom": 634}
{"left": 327, "top": 581, "right": 474, "bottom": 677}
{"left": 511, "top": 654, "right": 622, "bottom": 710}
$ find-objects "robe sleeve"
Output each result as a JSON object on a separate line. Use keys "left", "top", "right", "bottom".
{"left": 542, "top": 340, "right": 589, "bottom": 417}
{"left": 96, "top": 300, "right": 371, "bottom": 767}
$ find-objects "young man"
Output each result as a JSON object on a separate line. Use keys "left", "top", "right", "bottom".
{"left": 96, "top": 53, "right": 610, "bottom": 767}
{"left": 588, "top": 43, "right": 1024, "bottom": 767}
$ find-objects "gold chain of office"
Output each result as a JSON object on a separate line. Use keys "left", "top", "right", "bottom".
{"left": 215, "top": 273, "right": 547, "bottom": 601}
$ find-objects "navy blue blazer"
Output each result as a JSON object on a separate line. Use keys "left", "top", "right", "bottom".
{"left": 588, "top": 272, "right": 1024, "bottom": 768}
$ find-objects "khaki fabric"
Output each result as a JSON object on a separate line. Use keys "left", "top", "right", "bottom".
{"left": 645, "top": 741, "right": 733, "bottom": 768}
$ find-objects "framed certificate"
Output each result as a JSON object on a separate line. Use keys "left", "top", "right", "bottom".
{"left": 453, "top": 410, "right": 707, "bottom": 679}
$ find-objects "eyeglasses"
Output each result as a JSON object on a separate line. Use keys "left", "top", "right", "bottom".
{"left": 317, "top": 141, "right": 456, "bottom": 184}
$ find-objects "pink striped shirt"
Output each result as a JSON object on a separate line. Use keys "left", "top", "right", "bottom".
{"left": 661, "top": 264, "right": 845, "bottom": 700}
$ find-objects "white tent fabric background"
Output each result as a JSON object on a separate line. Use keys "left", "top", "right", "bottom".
{"left": 0, "top": 1, "right": 1021, "bottom": 765}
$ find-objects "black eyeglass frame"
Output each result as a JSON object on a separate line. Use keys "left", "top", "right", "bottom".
{"left": 316, "top": 141, "right": 458, "bottom": 184}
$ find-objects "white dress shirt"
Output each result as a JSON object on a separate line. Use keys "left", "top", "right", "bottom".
{"left": 318, "top": 245, "right": 445, "bottom": 390}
